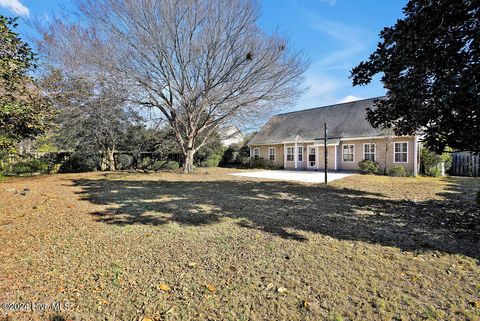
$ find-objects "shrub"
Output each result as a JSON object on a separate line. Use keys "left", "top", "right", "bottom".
{"left": 115, "top": 154, "right": 134, "bottom": 170}
{"left": 249, "top": 157, "right": 267, "bottom": 169}
{"left": 138, "top": 156, "right": 154, "bottom": 170}
{"left": 143, "top": 160, "right": 179, "bottom": 171}
{"left": 203, "top": 156, "right": 221, "bottom": 167}
{"left": 0, "top": 150, "right": 7, "bottom": 172}
{"left": 427, "top": 166, "right": 443, "bottom": 177}
{"left": 5, "top": 159, "right": 49, "bottom": 175}
{"left": 421, "top": 148, "right": 452, "bottom": 176}
{"left": 150, "top": 160, "right": 167, "bottom": 171}
{"left": 200, "top": 145, "right": 225, "bottom": 167}
{"left": 358, "top": 159, "right": 379, "bottom": 174}
{"left": 48, "top": 163, "right": 62, "bottom": 174}
{"left": 221, "top": 146, "right": 238, "bottom": 165}
{"left": 163, "top": 161, "right": 179, "bottom": 170}
{"left": 249, "top": 157, "right": 282, "bottom": 169}
{"left": 388, "top": 165, "right": 407, "bottom": 177}
{"left": 60, "top": 153, "right": 101, "bottom": 173}
{"left": 203, "top": 151, "right": 224, "bottom": 167}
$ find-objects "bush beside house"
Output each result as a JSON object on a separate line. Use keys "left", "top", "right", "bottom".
{"left": 358, "top": 160, "right": 379, "bottom": 174}
{"left": 249, "top": 157, "right": 283, "bottom": 169}
{"left": 421, "top": 148, "right": 452, "bottom": 176}
{"left": 358, "top": 159, "right": 410, "bottom": 177}
{"left": 388, "top": 165, "right": 407, "bottom": 177}
{"left": 354, "top": 148, "right": 453, "bottom": 177}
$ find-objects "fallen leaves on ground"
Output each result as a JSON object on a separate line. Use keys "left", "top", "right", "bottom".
{"left": 157, "top": 284, "right": 171, "bottom": 292}
{"left": 206, "top": 284, "right": 217, "bottom": 293}
{"left": 0, "top": 168, "right": 479, "bottom": 321}
{"left": 277, "top": 287, "right": 288, "bottom": 294}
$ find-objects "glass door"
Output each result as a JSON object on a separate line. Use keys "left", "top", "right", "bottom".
{"left": 308, "top": 146, "right": 316, "bottom": 168}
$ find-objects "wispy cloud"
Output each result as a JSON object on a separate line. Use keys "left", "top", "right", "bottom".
{"left": 337, "top": 95, "right": 364, "bottom": 103}
{"left": 296, "top": 73, "right": 339, "bottom": 109}
{"left": 0, "top": 0, "right": 30, "bottom": 16}
{"left": 291, "top": 15, "right": 376, "bottom": 108}
{"left": 295, "top": 16, "right": 369, "bottom": 109}
{"left": 310, "top": 16, "right": 368, "bottom": 68}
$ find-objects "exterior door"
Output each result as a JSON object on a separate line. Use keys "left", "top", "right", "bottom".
{"left": 307, "top": 146, "right": 316, "bottom": 169}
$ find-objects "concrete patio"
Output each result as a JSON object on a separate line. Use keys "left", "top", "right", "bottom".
{"left": 231, "top": 169, "right": 354, "bottom": 183}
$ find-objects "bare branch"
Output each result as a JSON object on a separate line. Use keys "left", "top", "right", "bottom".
{"left": 36, "top": 0, "right": 309, "bottom": 172}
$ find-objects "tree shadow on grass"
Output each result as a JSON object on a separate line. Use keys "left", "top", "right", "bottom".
{"left": 71, "top": 176, "right": 480, "bottom": 259}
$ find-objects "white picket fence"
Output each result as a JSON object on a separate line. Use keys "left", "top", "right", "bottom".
{"left": 452, "top": 153, "right": 480, "bottom": 176}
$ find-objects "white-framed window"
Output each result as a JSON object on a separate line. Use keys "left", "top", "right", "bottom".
{"left": 342, "top": 144, "right": 354, "bottom": 162}
{"left": 253, "top": 148, "right": 260, "bottom": 158}
{"left": 364, "top": 143, "right": 376, "bottom": 161}
{"left": 286, "top": 147, "right": 294, "bottom": 161}
{"left": 394, "top": 142, "right": 408, "bottom": 163}
{"left": 298, "top": 146, "right": 303, "bottom": 162}
{"left": 268, "top": 147, "right": 275, "bottom": 161}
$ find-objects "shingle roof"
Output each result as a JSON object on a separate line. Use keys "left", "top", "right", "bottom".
{"left": 249, "top": 97, "right": 388, "bottom": 145}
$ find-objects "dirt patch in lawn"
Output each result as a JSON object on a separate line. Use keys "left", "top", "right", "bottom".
{"left": 1, "top": 168, "right": 479, "bottom": 321}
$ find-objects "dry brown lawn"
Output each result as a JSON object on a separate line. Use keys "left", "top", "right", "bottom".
{"left": 0, "top": 168, "right": 479, "bottom": 321}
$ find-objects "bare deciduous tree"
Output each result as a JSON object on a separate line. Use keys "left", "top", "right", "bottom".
{"left": 37, "top": 0, "right": 309, "bottom": 172}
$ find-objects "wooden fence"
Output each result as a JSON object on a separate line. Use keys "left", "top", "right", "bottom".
{"left": 452, "top": 153, "right": 480, "bottom": 176}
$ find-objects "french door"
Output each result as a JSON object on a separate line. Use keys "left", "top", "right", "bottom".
{"left": 307, "top": 146, "right": 316, "bottom": 169}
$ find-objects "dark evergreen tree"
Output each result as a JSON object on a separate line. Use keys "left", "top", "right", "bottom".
{"left": 351, "top": 0, "right": 479, "bottom": 153}
{"left": 0, "top": 16, "right": 52, "bottom": 149}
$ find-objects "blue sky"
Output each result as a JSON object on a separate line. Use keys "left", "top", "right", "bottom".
{"left": 1, "top": 0, "right": 407, "bottom": 112}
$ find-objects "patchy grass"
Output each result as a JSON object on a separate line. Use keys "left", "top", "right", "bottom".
{"left": 0, "top": 168, "right": 479, "bottom": 321}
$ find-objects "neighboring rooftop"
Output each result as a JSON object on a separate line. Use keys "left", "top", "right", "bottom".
{"left": 249, "top": 97, "right": 388, "bottom": 145}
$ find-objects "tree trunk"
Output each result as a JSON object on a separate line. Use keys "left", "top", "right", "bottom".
{"left": 107, "top": 147, "right": 115, "bottom": 171}
{"left": 183, "top": 148, "right": 195, "bottom": 173}
{"left": 101, "top": 147, "right": 116, "bottom": 171}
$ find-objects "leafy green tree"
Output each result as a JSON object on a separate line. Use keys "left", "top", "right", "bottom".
{"left": 40, "top": 69, "right": 137, "bottom": 170}
{"left": 351, "top": 0, "right": 479, "bottom": 153}
{"left": 0, "top": 16, "right": 52, "bottom": 149}
{"left": 421, "top": 148, "right": 452, "bottom": 176}
{"left": 119, "top": 125, "right": 160, "bottom": 154}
